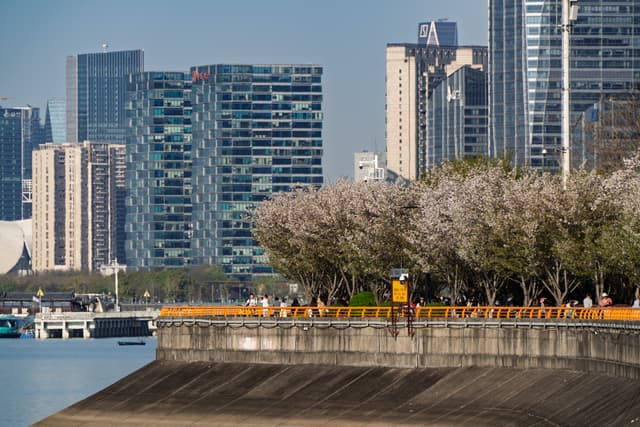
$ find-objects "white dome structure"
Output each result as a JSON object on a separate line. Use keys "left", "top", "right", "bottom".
{"left": 0, "top": 220, "right": 32, "bottom": 275}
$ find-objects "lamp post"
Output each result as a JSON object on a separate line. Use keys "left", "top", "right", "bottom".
{"left": 112, "top": 258, "right": 120, "bottom": 312}
{"left": 561, "top": 0, "right": 579, "bottom": 189}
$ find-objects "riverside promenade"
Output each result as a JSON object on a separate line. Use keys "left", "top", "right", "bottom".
{"left": 36, "top": 306, "right": 640, "bottom": 427}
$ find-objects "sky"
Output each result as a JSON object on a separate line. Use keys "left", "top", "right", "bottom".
{"left": 0, "top": 0, "right": 487, "bottom": 182}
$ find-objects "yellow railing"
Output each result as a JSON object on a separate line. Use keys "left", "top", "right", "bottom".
{"left": 159, "top": 305, "right": 640, "bottom": 321}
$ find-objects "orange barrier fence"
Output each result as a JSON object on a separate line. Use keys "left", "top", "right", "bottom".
{"left": 159, "top": 305, "right": 640, "bottom": 321}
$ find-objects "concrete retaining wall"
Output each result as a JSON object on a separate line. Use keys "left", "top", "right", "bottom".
{"left": 157, "top": 322, "right": 640, "bottom": 379}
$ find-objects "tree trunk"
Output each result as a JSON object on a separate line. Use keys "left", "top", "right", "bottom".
{"left": 518, "top": 276, "right": 542, "bottom": 307}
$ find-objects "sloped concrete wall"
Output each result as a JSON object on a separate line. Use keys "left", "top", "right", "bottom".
{"left": 156, "top": 323, "right": 640, "bottom": 379}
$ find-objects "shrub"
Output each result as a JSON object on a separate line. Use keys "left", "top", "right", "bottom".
{"left": 349, "top": 291, "right": 376, "bottom": 306}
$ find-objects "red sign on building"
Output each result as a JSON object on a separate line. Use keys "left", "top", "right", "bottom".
{"left": 191, "top": 70, "right": 210, "bottom": 82}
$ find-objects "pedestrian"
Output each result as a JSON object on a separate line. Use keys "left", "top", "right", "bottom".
{"left": 599, "top": 292, "right": 613, "bottom": 307}
{"left": 317, "top": 297, "right": 326, "bottom": 317}
{"left": 505, "top": 294, "right": 514, "bottom": 307}
{"left": 245, "top": 292, "right": 258, "bottom": 316}
{"left": 245, "top": 293, "right": 257, "bottom": 306}
{"left": 539, "top": 297, "right": 548, "bottom": 318}
{"left": 262, "top": 294, "right": 270, "bottom": 317}
{"left": 583, "top": 294, "right": 593, "bottom": 308}
{"left": 273, "top": 297, "right": 280, "bottom": 318}
{"left": 280, "top": 297, "right": 289, "bottom": 317}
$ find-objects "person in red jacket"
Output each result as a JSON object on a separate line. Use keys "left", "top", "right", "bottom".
{"left": 599, "top": 292, "right": 613, "bottom": 307}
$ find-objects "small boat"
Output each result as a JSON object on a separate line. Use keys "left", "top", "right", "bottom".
{"left": 0, "top": 315, "right": 32, "bottom": 338}
{"left": 118, "top": 339, "right": 146, "bottom": 346}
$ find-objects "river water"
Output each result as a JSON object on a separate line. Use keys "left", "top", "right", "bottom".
{"left": 0, "top": 337, "right": 157, "bottom": 427}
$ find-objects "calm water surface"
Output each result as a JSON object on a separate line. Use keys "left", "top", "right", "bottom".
{"left": 0, "top": 337, "right": 156, "bottom": 427}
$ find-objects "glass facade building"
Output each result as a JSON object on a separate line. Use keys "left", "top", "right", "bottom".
{"left": 43, "top": 99, "right": 66, "bottom": 143}
{"left": 66, "top": 49, "right": 144, "bottom": 145}
{"left": 190, "top": 64, "right": 323, "bottom": 280}
{"left": 125, "top": 72, "right": 192, "bottom": 270}
{"left": 490, "top": 0, "right": 640, "bottom": 170}
{"left": 0, "top": 106, "right": 41, "bottom": 220}
{"left": 428, "top": 66, "right": 488, "bottom": 168}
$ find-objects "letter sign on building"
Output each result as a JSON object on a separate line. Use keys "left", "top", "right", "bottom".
{"left": 191, "top": 70, "right": 210, "bottom": 83}
{"left": 419, "top": 23, "right": 429, "bottom": 38}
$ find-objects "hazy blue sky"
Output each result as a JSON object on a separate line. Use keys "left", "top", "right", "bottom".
{"left": 0, "top": 0, "right": 487, "bottom": 181}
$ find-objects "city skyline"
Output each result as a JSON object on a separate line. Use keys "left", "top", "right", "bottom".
{"left": 0, "top": 0, "right": 488, "bottom": 182}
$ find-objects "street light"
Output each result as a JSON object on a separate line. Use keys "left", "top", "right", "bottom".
{"left": 561, "top": 0, "right": 579, "bottom": 189}
{"left": 110, "top": 258, "right": 120, "bottom": 312}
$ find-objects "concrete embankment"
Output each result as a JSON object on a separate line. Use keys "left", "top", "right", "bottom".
{"left": 36, "top": 320, "right": 640, "bottom": 426}
{"left": 157, "top": 320, "right": 640, "bottom": 379}
{"left": 35, "top": 361, "right": 640, "bottom": 427}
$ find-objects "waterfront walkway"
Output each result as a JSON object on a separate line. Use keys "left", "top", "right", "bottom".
{"left": 159, "top": 304, "right": 640, "bottom": 321}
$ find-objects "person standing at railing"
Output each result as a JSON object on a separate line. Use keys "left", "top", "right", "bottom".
{"left": 599, "top": 293, "right": 613, "bottom": 307}
{"left": 245, "top": 293, "right": 257, "bottom": 307}
{"left": 262, "top": 295, "right": 270, "bottom": 317}
{"left": 633, "top": 293, "right": 640, "bottom": 308}
{"left": 280, "top": 297, "right": 289, "bottom": 317}
{"left": 539, "top": 297, "right": 548, "bottom": 318}
{"left": 245, "top": 293, "right": 258, "bottom": 316}
{"left": 317, "top": 297, "right": 327, "bottom": 317}
{"left": 583, "top": 294, "right": 593, "bottom": 308}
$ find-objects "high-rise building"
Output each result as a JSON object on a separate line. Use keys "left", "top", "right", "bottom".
{"left": 126, "top": 71, "right": 192, "bottom": 270}
{"left": 66, "top": 49, "right": 144, "bottom": 145}
{"left": 386, "top": 22, "right": 487, "bottom": 180}
{"left": 489, "top": 0, "right": 640, "bottom": 170}
{"left": 32, "top": 142, "right": 126, "bottom": 272}
{"left": 428, "top": 66, "right": 488, "bottom": 168}
{"left": 43, "top": 99, "right": 66, "bottom": 143}
{"left": 190, "top": 64, "right": 323, "bottom": 280}
{"left": 0, "top": 106, "right": 41, "bottom": 220}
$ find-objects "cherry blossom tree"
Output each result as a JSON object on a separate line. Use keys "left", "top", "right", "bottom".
{"left": 252, "top": 155, "right": 640, "bottom": 307}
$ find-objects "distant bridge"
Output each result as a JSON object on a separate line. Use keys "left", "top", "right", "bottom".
{"left": 34, "top": 309, "right": 158, "bottom": 339}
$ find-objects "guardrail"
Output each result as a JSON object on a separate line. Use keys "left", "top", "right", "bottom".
{"left": 159, "top": 305, "right": 640, "bottom": 321}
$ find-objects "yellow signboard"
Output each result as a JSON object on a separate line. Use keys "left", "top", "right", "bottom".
{"left": 36, "top": 288, "right": 44, "bottom": 298}
{"left": 143, "top": 289, "right": 151, "bottom": 298}
{"left": 392, "top": 279, "right": 408, "bottom": 303}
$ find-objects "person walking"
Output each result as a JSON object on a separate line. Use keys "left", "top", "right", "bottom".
{"left": 280, "top": 297, "right": 289, "bottom": 318}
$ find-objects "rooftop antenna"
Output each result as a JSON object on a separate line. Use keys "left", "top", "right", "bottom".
{"left": 102, "top": 43, "right": 109, "bottom": 52}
